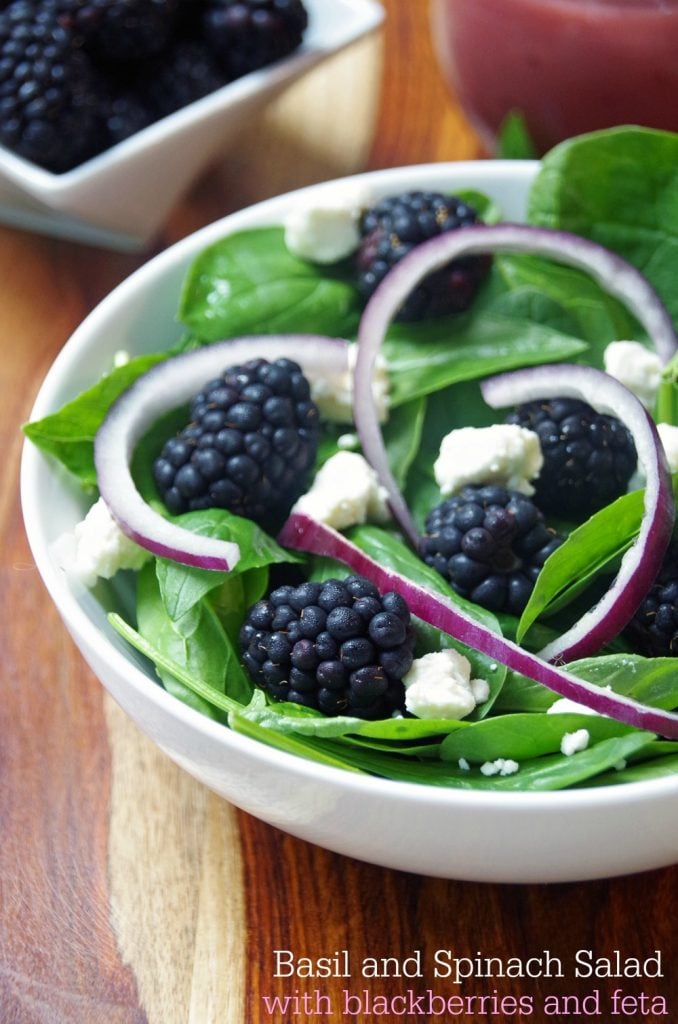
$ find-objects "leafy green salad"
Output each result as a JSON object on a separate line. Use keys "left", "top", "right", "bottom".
{"left": 25, "top": 126, "right": 678, "bottom": 791}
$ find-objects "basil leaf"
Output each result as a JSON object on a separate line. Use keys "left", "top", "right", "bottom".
{"left": 517, "top": 489, "right": 645, "bottom": 641}
{"left": 23, "top": 353, "right": 165, "bottom": 487}
{"left": 178, "top": 227, "right": 361, "bottom": 341}
{"left": 383, "top": 396, "right": 426, "bottom": 489}
{"left": 496, "top": 111, "right": 538, "bottom": 160}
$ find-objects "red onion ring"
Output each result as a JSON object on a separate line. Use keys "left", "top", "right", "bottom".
{"left": 482, "top": 363, "right": 675, "bottom": 662}
{"left": 279, "top": 511, "right": 678, "bottom": 739}
{"left": 94, "top": 335, "right": 350, "bottom": 570}
{"left": 353, "top": 223, "right": 678, "bottom": 546}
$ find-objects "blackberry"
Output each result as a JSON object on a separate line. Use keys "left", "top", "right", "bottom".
{"left": 506, "top": 398, "right": 637, "bottom": 520}
{"left": 239, "top": 575, "right": 415, "bottom": 718}
{"left": 201, "top": 0, "right": 308, "bottom": 78}
{"left": 153, "top": 357, "right": 319, "bottom": 531}
{"left": 420, "top": 485, "right": 563, "bottom": 615}
{"left": 626, "top": 544, "right": 678, "bottom": 657}
{"left": 146, "top": 39, "right": 227, "bottom": 119}
{"left": 95, "top": 74, "right": 153, "bottom": 144}
{"left": 0, "top": 0, "right": 102, "bottom": 171}
{"left": 55, "top": 0, "right": 180, "bottom": 63}
{"left": 356, "top": 191, "right": 490, "bottom": 321}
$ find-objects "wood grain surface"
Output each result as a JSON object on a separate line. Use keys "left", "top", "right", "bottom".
{"left": 2, "top": 3, "right": 676, "bottom": 1023}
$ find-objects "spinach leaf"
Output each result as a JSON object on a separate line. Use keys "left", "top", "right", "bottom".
{"left": 178, "top": 227, "right": 361, "bottom": 341}
{"left": 383, "top": 396, "right": 426, "bottom": 489}
{"left": 155, "top": 507, "right": 300, "bottom": 621}
{"left": 528, "top": 126, "right": 678, "bottom": 329}
{"left": 384, "top": 312, "right": 588, "bottom": 407}
{"left": 23, "top": 353, "right": 165, "bottom": 487}
{"left": 136, "top": 561, "right": 252, "bottom": 707}
{"left": 440, "top": 711, "right": 635, "bottom": 764}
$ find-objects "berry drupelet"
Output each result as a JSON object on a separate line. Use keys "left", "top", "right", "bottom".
{"left": 55, "top": 0, "right": 180, "bottom": 63}
{"left": 240, "top": 575, "right": 416, "bottom": 718}
{"left": 202, "top": 0, "right": 308, "bottom": 78}
{"left": 506, "top": 397, "right": 637, "bottom": 521}
{"left": 626, "top": 543, "right": 678, "bottom": 657}
{"left": 153, "top": 357, "right": 319, "bottom": 531}
{"left": 420, "top": 484, "right": 563, "bottom": 615}
{"left": 356, "top": 190, "right": 490, "bottom": 320}
{"left": 0, "top": 0, "right": 102, "bottom": 171}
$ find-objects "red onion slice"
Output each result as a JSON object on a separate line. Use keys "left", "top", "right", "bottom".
{"left": 279, "top": 511, "right": 678, "bottom": 739}
{"left": 481, "top": 363, "right": 675, "bottom": 663}
{"left": 353, "top": 223, "right": 678, "bottom": 546}
{"left": 94, "top": 335, "right": 350, "bottom": 570}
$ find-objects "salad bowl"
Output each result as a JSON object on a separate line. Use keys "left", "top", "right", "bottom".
{"left": 20, "top": 155, "right": 678, "bottom": 883}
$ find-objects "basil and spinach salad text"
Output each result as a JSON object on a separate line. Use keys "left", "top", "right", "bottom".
{"left": 26, "top": 127, "right": 678, "bottom": 790}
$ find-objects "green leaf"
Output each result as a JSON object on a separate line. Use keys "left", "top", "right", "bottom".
{"left": 496, "top": 111, "right": 538, "bottom": 160}
{"left": 440, "top": 711, "right": 635, "bottom": 764}
{"left": 528, "top": 126, "right": 678, "bottom": 330}
{"left": 178, "top": 227, "right": 361, "bottom": 341}
{"left": 517, "top": 489, "right": 645, "bottom": 642}
{"left": 136, "top": 562, "right": 252, "bottom": 707}
{"left": 155, "top": 507, "right": 300, "bottom": 621}
{"left": 383, "top": 396, "right": 426, "bottom": 489}
{"left": 23, "top": 353, "right": 165, "bottom": 486}
{"left": 384, "top": 312, "right": 588, "bottom": 407}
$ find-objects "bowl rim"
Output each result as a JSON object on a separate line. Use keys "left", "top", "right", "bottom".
{"left": 20, "top": 157, "right": 678, "bottom": 813}
{"left": 0, "top": 0, "right": 384, "bottom": 195}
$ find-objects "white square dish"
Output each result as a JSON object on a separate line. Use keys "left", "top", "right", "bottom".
{"left": 0, "top": 0, "right": 384, "bottom": 249}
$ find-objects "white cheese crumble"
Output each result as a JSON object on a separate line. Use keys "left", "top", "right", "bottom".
{"left": 560, "top": 728, "right": 591, "bottom": 757}
{"left": 337, "top": 432, "right": 359, "bottom": 451}
{"left": 55, "top": 497, "right": 151, "bottom": 588}
{"left": 283, "top": 186, "right": 371, "bottom": 264}
{"left": 547, "top": 697, "right": 600, "bottom": 717}
{"left": 657, "top": 422, "right": 678, "bottom": 473}
{"left": 113, "top": 349, "right": 131, "bottom": 368}
{"left": 309, "top": 344, "right": 389, "bottom": 424}
{"left": 458, "top": 757, "right": 470, "bottom": 771}
{"left": 402, "top": 648, "right": 489, "bottom": 721}
{"left": 603, "top": 340, "right": 661, "bottom": 410}
{"left": 293, "top": 451, "right": 389, "bottom": 530}
{"left": 480, "top": 758, "right": 520, "bottom": 777}
{"left": 433, "top": 423, "right": 543, "bottom": 497}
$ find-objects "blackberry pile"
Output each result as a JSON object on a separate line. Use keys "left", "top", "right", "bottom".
{"left": 0, "top": 0, "right": 309, "bottom": 171}
{"left": 240, "top": 576, "right": 415, "bottom": 718}
{"left": 626, "top": 544, "right": 678, "bottom": 658}
{"left": 420, "top": 485, "right": 563, "bottom": 615}
{"left": 153, "top": 357, "right": 319, "bottom": 531}
{"left": 506, "top": 397, "right": 637, "bottom": 520}
{"left": 356, "top": 190, "right": 490, "bottom": 320}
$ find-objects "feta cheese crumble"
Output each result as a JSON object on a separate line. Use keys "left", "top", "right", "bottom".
{"left": 547, "top": 697, "right": 600, "bottom": 717}
{"left": 402, "top": 648, "right": 490, "bottom": 720}
{"left": 55, "top": 497, "right": 151, "bottom": 587}
{"left": 293, "top": 451, "right": 389, "bottom": 530}
{"left": 283, "top": 186, "right": 371, "bottom": 264}
{"left": 603, "top": 340, "right": 661, "bottom": 410}
{"left": 657, "top": 422, "right": 678, "bottom": 473}
{"left": 560, "top": 728, "right": 590, "bottom": 757}
{"left": 480, "top": 758, "right": 520, "bottom": 777}
{"left": 309, "top": 344, "right": 389, "bottom": 424}
{"left": 433, "top": 423, "right": 543, "bottom": 497}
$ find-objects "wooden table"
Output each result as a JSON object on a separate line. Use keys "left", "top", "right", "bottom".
{"left": 3, "top": 4, "right": 676, "bottom": 1022}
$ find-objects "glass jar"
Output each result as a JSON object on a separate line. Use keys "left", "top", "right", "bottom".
{"left": 431, "top": 0, "right": 678, "bottom": 153}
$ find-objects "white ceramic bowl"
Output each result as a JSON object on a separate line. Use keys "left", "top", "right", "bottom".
{"left": 21, "top": 161, "right": 678, "bottom": 883}
{"left": 0, "top": 0, "right": 383, "bottom": 250}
